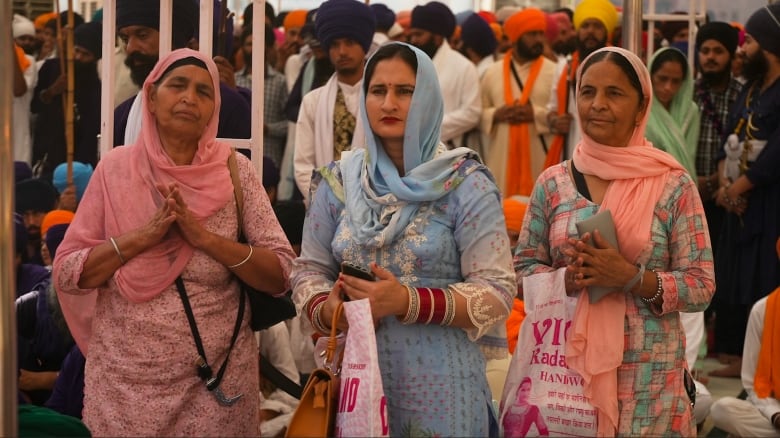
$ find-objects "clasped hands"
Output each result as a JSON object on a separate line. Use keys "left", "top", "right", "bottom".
{"left": 494, "top": 102, "right": 534, "bottom": 125}
{"left": 561, "top": 230, "right": 636, "bottom": 297}
{"left": 319, "top": 262, "right": 408, "bottom": 331}
{"left": 139, "top": 183, "right": 210, "bottom": 250}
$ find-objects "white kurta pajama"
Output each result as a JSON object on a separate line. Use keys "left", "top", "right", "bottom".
{"left": 431, "top": 41, "right": 482, "bottom": 148}
{"left": 479, "top": 56, "right": 556, "bottom": 195}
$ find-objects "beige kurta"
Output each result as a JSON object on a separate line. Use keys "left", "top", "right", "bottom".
{"left": 480, "top": 56, "right": 557, "bottom": 195}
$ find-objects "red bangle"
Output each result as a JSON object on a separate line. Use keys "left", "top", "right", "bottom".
{"left": 417, "top": 287, "right": 433, "bottom": 324}
{"left": 429, "top": 288, "right": 447, "bottom": 324}
{"left": 307, "top": 293, "right": 328, "bottom": 323}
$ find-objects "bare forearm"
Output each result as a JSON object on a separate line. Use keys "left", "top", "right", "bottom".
{"left": 78, "top": 229, "right": 153, "bottom": 288}
{"left": 198, "top": 233, "right": 287, "bottom": 294}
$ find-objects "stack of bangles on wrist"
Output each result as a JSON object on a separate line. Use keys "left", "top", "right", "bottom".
{"left": 307, "top": 293, "right": 330, "bottom": 334}
{"left": 400, "top": 285, "right": 456, "bottom": 325}
{"left": 641, "top": 269, "right": 663, "bottom": 305}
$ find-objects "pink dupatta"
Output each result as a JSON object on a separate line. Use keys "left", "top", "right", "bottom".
{"left": 53, "top": 49, "right": 233, "bottom": 354}
{"left": 564, "top": 47, "right": 685, "bottom": 435}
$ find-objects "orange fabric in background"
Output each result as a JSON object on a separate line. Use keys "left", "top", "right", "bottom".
{"left": 755, "top": 287, "right": 780, "bottom": 399}
{"left": 506, "top": 298, "right": 526, "bottom": 354}
{"left": 502, "top": 52, "right": 544, "bottom": 196}
{"left": 16, "top": 44, "right": 30, "bottom": 72}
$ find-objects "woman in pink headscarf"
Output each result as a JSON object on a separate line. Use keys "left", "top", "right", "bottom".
{"left": 53, "top": 48, "right": 295, "bottom": 436}
{"left": 513, "top": 46, "right": 715, "bottom": 435}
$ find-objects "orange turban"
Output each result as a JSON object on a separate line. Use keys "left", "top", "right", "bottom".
{"left": 396, "top": 10, "right": 412, "bottom": 29}
{"left": 478, "top": 11, "right": 497, "bottom": 24}
{"left": 15, "top": 44, "right": 30, "bottom": 72}
{"left": 503, "top": 198, "right": 528, "bottom": 233}
{"left": 34, "top": 12, "right": 57, "bottom": 30}
{"left": 41, "top": 210, "right": 75, "bottom": 237}
{"left": 489, "top": 22, "right": 503, "bottom": 42}
{"left": 283, "top": 9, "right": 307, "bottom": 31}
{"left": 503, "top": 8, "right": 547, "bottom": 44}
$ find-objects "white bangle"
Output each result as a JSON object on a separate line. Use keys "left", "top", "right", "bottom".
{"left": 227, "top": 244, "right": 253, "bottom": 269}
{"left": 109, "top": 237, "right": 126, "bottom": 265}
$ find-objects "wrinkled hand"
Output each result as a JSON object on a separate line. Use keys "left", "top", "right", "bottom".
{"left": 57, "top": 185, "right": 77, "bottom": 212}
{"left": 339, "top": 262, "right": 407, "bottom": 324}
{"left": 495, "top": 103, "right": 534, "bottom": 124}
{"left": 213, "top": 56, "right": 236, "bottom": 89}
{"left": 158, "top": 183, "right": 211, "bottom": 249}
{"left": 137, "top": 188, "right": 177, "bottom": 249}
{"left": 715, "top": 186, "right": 747, "bottom": 216}
{"left": 561, "top": 230, "right": 634, "bottom": 291}
{"left": 320, "top": 281, "right": 348, "bottom": 332}
{"left": 550, "top": 113, "right": 573, "bottom": 135}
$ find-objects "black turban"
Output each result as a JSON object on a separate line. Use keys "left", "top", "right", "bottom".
{"left": 45, "top": 11, "right": 85, "bottom": 35}
{"left": 696, "top": 22, "right": 738, "bottom": 55}
{"left": 461, "top": 13, "right": 497, "bottom": 58}
{"left": 370, "top": 4, "right": 396, "bottom": 32}
{"left": 411, "top": 1, "right": 456, "bottom": 38}
{"left": 15, "top": 178, "right": 58, "bottom": 214}
{"left": 74, "top": 21, "right": 103, "bottom": 58}
{"left": 745, "top": 3, "right": 780, "bottom": 57}
{"left": 116, "top": 0, "right": 198, "bottom": 49}
{"left": 316, "top": 0, "right": 375, "bottom": 52}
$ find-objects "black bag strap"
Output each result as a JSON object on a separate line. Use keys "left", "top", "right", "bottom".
{"left": 570, "top": 160, "right": 592, "bottom": 202}
{"left": 175, "top": 276, "right": 245, "bottom": 391}
{"left": 509, "top": 60, "right": 548, "bottom": 154}
{"left": 227, "top": 152, "right": 301, "bottom": 396}
{"left": 259, "top": 353, "right": 303, "bottom": 399}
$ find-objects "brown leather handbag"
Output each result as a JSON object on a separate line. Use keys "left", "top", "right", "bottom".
{"left": 285, "top": 303, "right": 344, "bottom": 438}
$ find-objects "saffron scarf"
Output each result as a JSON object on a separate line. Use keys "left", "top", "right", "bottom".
{"left": 547, "top": 51, "right": 579, "bottom": 167}
{"left": 564, "top": 47, "right": 685, "bottom": 436}
{"left": 645, "top": 47, "right": 700, "bottom": 180}
{"left": 502, "top": 52, "right": 544, "bottom": 196}
{"left": 755, "top": 287, "right": 780, "bottom": 398}
{"left": 54, "top": 49, "right": 233, "bottom": 354}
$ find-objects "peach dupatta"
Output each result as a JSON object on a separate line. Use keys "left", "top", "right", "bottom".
{"left": 53, "top": 49, "right": 233, "bottom": 354}
{"left": 565, "top": 47, "right": 685, "bottom": 436}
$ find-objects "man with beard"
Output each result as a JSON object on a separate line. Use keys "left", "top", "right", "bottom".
{"left": 693, "top": 22, "right": 742, "bottom": 253}
{"left": 710, "top": 3, "right": 780, "bottom": 380}
{"left": 31, "top": 17, "right": 101, "bottom": 181}
{"left": 479, "top": 8, "right": 556, "bottom": 197}
{"left": 15, "top": 179, "right": 58, "bottom": 269}
{"left": 543, "top": 11, "right": 577, "bottom": 63}
{"left": 293, "top": 0, "right": 374, "bottom": 200}
{"left": 408, "top": 1, "right": 481, "bottom": 149}
{"left": 234, "top": 25, "right": 289, "bottom": 168}
{"left": 112, "top": 0, "right": 250, "bottom": 147}
{"left": 545, "top": 0, "right": 617, "bottom": 160}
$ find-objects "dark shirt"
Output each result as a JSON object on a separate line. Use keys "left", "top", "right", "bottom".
{"left": 45, "top": 345, "right": 85, "bottom": 419}
{"left": 16, "top": 264, "right": 50, "bottom": 298}
{"left": 113, "top": 82, "right": 251, "bottom": 146}
{"left": 31, "top": 59, "right": 101, "bottom": 179}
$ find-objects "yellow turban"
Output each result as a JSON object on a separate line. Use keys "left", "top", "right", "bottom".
{"left": 41, "top": 210, "right": 74, "bottom": 237}
{"left": 503, "top": 198, "right": 528, "bottom": 233}
{"left": 503, "top": 8, "right": 547, "bottom": 44}
{"left": 573, "top": 0, "right": 619, "bottom": 35}
{"left": 283, "top": 9, "right": 307, "bottom": 31}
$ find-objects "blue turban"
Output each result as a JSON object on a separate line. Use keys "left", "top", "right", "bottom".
{"left": 411, "top": 1, "right": 456, "bottom": 38}
{"left": 74, "top": 21, "right": 102, "bottom": 58}
{"left": 316, "top": 0, "right": 375, "bottom": 52}
{"left": 53, "top": 162, "right": 93, "bottom": 203}
{"left": 370, "top": 4, "right": 396, "bottom": 32}
{"left": 745, "top": 3, "right": 780, "bottom": 57}
{"left": 116, "top": 0, "right": 198, "bottom": 49}
{"left": 461, "top": 13, "right": 497, "bottom": 58}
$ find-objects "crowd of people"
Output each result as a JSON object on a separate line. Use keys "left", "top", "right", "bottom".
{"left": 10, "top": 0, "right": 780, "bottom": 436}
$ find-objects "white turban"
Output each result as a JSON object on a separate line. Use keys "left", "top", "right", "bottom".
{"left": 13, "top": 14, "right": 35, "bottom": 38}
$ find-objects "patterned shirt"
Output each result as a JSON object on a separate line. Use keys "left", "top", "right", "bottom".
{"left": 694, "top": 76, "right": 743, "bottom": 177}
{"left": 234, "top": 66, "right": 289, "bottom": 167}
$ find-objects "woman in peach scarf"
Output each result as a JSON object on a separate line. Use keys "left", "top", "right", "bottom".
{"left": 53, "top": 49, "right": 295, "bottom": 436}
{"left": 513, "top": 47, "right": 715, "bottom": 435}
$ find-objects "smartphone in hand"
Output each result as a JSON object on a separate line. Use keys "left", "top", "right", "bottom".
{"left": 340, "top": 262, "right": 376, "bottom": 281}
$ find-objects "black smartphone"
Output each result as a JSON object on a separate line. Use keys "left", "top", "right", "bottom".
{"left": 340, "top": 261, "right": 375, "bottom": 281}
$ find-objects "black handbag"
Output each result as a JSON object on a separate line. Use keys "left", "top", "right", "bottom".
{"left": 228, "top": 152, "right": 297, "bottom": 331}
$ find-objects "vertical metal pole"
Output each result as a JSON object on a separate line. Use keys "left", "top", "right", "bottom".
{"left": 99, "top": 0, "right": 116, "bottom": 158}
{"left": 252, "top": 0, "right": 265, "bottom": 178}
{"left": 0, "top": 0, "right": 19, "bottom": 433}
{"left": 622, "top": 0, "right": 643, "bottom": 56}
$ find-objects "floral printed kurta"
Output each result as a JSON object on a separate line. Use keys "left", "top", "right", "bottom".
{"left": 514, "top": 161, "right": 715, "bottom": 436}
{"left": 291, "top": 160, "right": 516, "bottom": 437}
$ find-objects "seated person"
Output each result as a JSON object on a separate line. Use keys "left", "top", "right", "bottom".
{"left": 710, "top": 238, "right": 780, "bottom": 437}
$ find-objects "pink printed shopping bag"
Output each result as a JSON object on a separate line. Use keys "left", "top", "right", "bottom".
{"left": 334, "top": 299, "right": 389, "bottom": 437}
{"left": 499, "top": 269, "right": 598, "bottom": 437}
